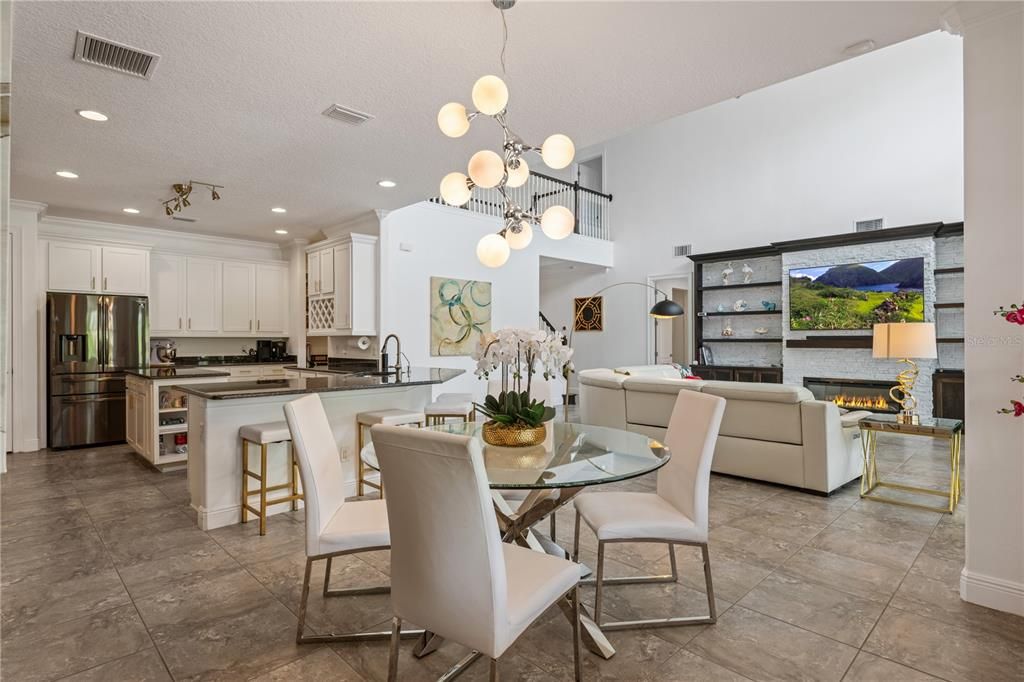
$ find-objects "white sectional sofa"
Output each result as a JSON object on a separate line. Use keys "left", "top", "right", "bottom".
{"left": 578, "top": 366, "right": 867, "bottom": 494}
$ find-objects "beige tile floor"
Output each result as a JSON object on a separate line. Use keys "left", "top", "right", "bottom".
{"left": 2, "top": 425, "right": 1022, "bottom": 681}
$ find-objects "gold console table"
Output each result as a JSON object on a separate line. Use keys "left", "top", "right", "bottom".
{"left": 859, "top": 414, "right": 964, "bottom": 514}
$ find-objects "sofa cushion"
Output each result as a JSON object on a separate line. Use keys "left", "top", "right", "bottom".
{"left": 577, "top": 369, "right": 629, "bottom": 390}
{"left": 614, "top": 365, "right": 682, "bottom": 379}
{"left": 700, "top": 381, "right": 813, "bottom": 404}
{"left": 622, "top": 376, "right": 706, "bottom": 394}
{"left": 623, "top": 376, "right": 704, "bottom": 427}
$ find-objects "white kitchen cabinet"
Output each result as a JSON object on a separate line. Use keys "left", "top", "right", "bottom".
{"left": 151, "top": 254, "right": 186, "bottom": 334}
{"left": 221, "top": 262, "right": 256, "bottom": 333}
{"left": 48, "top": 241, "right": 100, "bottom": 292}
{"left": 185, "top": 258, "right": 221, "bottom": 333}
{"left": 255, "top": 263, "right": 288, "bottom": 334}
{"left": 101, "top": 246, "right": 149, "bottom": 295}
{"left": 306, "top": 248, "right": 333, "bottom": 295}
{"left": 306, "top": 252, "right": 319, "bottom": 295}
{"left": 48, "top": 241, "right": 150, "bottom": 295}
{"left": 334, "top": 234, "right": 377, "bottom": 336}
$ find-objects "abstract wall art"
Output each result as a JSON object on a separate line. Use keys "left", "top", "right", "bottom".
{"left": 430, "top": 277, "right": 492, "bottom": 356}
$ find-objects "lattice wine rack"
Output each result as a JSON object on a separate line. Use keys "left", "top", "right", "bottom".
{"left": 308, "top": 297, "right": 335, "bottom": 332}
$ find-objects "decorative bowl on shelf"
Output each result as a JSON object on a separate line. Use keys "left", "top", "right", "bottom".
{"left": 754, "top": 327, "right": 769, "bottom": 335}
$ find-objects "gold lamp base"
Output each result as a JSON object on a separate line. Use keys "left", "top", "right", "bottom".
{"left": 896, "top": 411, "right": 920, "bottom": 425}
{"left": 890, "top": 358, "right": 920, "bottom": 424}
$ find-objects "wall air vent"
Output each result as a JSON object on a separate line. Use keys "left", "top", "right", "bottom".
{"left": 855, "top": 217, "right": 885, "bottom": 232}
{"left": 673, "top": 244, "right": 693, "bottom": 257}
{"left": 171, "top": 215, "right": 198, "bottom": 223}
{"left": 322, "top": 103, "right": 374, "bottom": 126}
{"left": 73, "top": 31, "right": 160, "bottom": 79}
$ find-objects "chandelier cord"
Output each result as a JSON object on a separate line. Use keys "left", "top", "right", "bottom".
{"left": 499, "top": 8, "right": 508, "bottom": 76}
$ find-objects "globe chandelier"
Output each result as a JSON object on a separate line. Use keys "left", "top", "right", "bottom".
{"left": 437, "top": 0, "right": 576, "bottom": 268}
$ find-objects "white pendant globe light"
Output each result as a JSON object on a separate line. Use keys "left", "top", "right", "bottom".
{"left": 440, "top": 172, "right": 473, "bottom": 206}
{"left": 467, "top": 150, "right": 505, "bottom": 188}
{"left": 471, "top": 75, "right": 509, "bottom": 116}
{"left": 541, "top": 205, "right": 574, "bottom": 239}
{"left": 477, "top": 233, "right": 510, "bottom": 267}
{"left": 505, "top": 222, "right": 533, "bottom": 250}
{"left": 541, "top": 134, "right": 575, "bottom": 170}
{"left": 437, "top": 102, "right": 470, "bottom": 138}
{"left": 506, "top": 158, "right": 529, "bottom": 188}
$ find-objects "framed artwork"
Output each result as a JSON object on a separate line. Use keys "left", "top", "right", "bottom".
{"left": 574, "top": 296, "right": 603, "bottom": 331}
{"left": 430, "top": 277, "right": 492, "bottom": 356}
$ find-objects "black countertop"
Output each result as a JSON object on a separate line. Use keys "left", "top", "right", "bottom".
{"left": 125, "top": 368, "right": 232, "bottom": 379}
{"left": 176, "top": 367, "right": 464, "bottom": 400}
{"left": 174, "top": 355, "right": 297, "bottom": 366}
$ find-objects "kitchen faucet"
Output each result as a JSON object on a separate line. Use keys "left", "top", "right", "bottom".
{"left": 380, "top": 334, "right": 402, "bottom": 375}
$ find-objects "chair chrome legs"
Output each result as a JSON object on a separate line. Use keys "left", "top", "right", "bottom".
{"left": 297, "top": 554, "right": 422, "bottom": 644}
{"left": 574, "top": 511, "right": 717, "bottom": 632}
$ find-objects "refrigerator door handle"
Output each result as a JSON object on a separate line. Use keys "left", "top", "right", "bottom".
{"left": 60, "top": 394, "right": 125, "bottom": 404}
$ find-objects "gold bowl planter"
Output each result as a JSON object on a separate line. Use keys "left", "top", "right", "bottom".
{"left": 482, "top": 421, "right": 547, "bottom": 448}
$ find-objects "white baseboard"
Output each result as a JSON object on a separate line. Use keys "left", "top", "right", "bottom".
{"left": 193, "top": 479, "right": 364, "bottom": 531}
{"left": 14, "top": 437, "right": 40, "bottom": 453}
{"left": 960, "top": 568, "right": 1024, "bottom": 616}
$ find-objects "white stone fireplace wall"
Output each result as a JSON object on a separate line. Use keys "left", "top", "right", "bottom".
{"left": 782, "top": 236, "right": 938, "bottom": 418}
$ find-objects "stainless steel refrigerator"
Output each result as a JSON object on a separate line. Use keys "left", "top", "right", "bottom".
{"left": 47, "top": 293, "right": 149, "bottom": 449}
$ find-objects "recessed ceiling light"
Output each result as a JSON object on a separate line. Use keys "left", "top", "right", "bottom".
{"left": 122, "top": 208, "right": 140, "bottom": 214}
{"left": 271, "top": 207, "right": 287, "bottom": 213}
{"left": 377, "top": 179, "right": 397, "bottom": 188}
{"left": 56, "top": 170, "right": 79, "bottom": 179}
{"left": 274, "top": 229, "right": 289, "bottom": 235}
{"left": 76, "top": 109, "right": 108, "bottom": 122}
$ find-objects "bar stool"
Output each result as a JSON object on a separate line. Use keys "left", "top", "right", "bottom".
{"left": 424, "top": 392, "right": 476, "bottom": 426}
{"left": 355, "top": 409, "right": 425, "bottom": 497}
{"left": 239, "top": 421, "right": 303, "bottom": 536}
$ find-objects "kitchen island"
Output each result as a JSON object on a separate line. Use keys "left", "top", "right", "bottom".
{"left": 176, "top": 367, "right": 464, "bottom": 529}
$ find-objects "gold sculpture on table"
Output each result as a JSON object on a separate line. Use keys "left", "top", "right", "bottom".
{"left": 872, "top": 322, "right": 937, "bottom": 425}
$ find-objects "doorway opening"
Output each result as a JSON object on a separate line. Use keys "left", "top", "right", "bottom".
{"left": 647, "top": 274, "right": 692, "bottom": 367}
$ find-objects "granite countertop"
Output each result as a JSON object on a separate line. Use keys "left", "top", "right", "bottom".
{"left": 175, "top": 355, "right": 298, "bottom": 367}
{"left": 176, "top": 367, "right": 464, "bottom": 400}
{"left": 285, "top": 364, "right": 361, "bottom": 375}
{"left": 125, "top": 367, "right": 232, "bottom": 380}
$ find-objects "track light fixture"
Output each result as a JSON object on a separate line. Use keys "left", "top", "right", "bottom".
{"left": 161, "top": 179, "right": 224, "bottom": 216}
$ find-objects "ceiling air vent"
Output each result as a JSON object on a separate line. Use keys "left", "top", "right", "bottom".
{"left": 322, "top": 104, "right": 374, "bottom": 126}
{"left": 673, "top": 244, "right": 693, "bottom": 257}
{"left": 73, "top": 31, "right": 160, "bottom": 79}
{"left": 855, "top": 217, "right": 884, "bottom": 232}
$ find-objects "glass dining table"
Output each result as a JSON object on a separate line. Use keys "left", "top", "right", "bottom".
{"left": 361, "top": 420, "right": 670, "bottom": 660}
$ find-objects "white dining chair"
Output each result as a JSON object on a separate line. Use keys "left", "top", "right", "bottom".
{"left": 371, "top": 424, "right": 583, "bottom": 681}
{"left": 572, "top": 389, "right": 726, "bottom": 631}
{"left": 284, "top": 393, "right": 421, "bottom": 645}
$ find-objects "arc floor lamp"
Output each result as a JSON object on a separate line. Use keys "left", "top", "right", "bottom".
{"left": 563, "top": 281, "right": 685, "bottom": 411}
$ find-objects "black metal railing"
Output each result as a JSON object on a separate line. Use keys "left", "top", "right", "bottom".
{"left": 539, "top": 310, "right": 558, "bottom": 334}
{"left": 430, "top": 171, "right": 612, "bottom": 241}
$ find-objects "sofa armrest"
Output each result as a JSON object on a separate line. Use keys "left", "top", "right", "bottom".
{"left": 579, "top": 370, "right": 628, "bottom": 430}
{"left": 801, "top": 400, "right": 863, "bottom": 493}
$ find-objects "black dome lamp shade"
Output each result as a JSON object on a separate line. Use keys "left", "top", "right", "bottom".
{"left": 650, "top": 298, "right": 685, "bottom": 319}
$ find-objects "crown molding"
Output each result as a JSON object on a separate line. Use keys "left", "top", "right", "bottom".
{"left": 10, "top": 199, "right": 47, "bottom": 217}
{"left": 941, "top": 2, "right": 1023, "bottom": 36}
{"left": 321, "top": 211, "right": 380, "bottom": 241}
{"left": 39, "top": 214, "right": 284, "bottom": 250}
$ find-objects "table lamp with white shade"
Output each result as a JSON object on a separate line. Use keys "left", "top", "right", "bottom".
{"left": 872, "top": 322, "right": 937, "bottom": 424}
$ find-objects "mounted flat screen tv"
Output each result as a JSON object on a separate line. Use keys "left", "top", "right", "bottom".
{"left": 789, "top": 257, "right": 925, "bottom": 330}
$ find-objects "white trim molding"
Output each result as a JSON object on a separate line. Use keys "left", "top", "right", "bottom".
{"left": 960, "top": 569, "right": 1024, "bottom": 617}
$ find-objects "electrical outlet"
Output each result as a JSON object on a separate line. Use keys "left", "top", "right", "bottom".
{"left": 341, "top": 447, "right": 351, "bottom": 462}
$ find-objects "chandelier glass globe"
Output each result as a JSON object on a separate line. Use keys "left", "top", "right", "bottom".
{"left": 477, "top": 232, "right": 511, "bottom": 267}
{"left": 505, "top": 158, "right": 529, "bottom": 188}
{"left": 541, "top": 134, "right": 575, "bottom": 170}
{"left": 541, "top": 205, "right": 574, "bottom": 240}
{"left": 471, "top": 75, "right": 509, "bottom": 116}
{"left": 437, "top": 103, "right": 470, "bottom": 138}
{"left": 468, "top": 150, "right": 505, "bottom": 188}
{"left": 505, "top": 222, "right": 533, "bottom": 250}
{"left": 440, "top": 172, "right": 472, "bottom": 206}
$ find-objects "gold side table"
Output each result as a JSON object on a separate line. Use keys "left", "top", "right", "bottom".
{"left": 859, "top": 414, "right": 964, "bottom": 514}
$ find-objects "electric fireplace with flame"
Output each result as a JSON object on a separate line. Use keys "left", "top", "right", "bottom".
{"left": 802, "top": 377, "right": 900, "bottom": 414}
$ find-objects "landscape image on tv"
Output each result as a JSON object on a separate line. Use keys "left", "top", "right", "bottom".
{"left": 789, "top": 257, "right": 925, "bottom": 330}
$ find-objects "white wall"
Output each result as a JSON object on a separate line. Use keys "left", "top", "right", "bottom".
{"left": 543, "top": 31, "right": 964, "bottom": 375}
{"left": 379, "top": 201, "right": 613, "bottom": 401}
{"left": 958, "top": 4, "right": 1024, "bottom": 616}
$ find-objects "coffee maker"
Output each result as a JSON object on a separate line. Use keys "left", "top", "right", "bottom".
{"left": 256, "top": 340, "right": 273, "bottom": 362}
{"left": 270, "top": 340, "right": 287, "bottom": 360}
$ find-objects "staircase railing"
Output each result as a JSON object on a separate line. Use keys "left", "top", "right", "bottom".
{"left": 539, "top": 310, "right": 558, "bottom": 334}
{"left": 430, "top": 171, "right": 612, "bottom": 241}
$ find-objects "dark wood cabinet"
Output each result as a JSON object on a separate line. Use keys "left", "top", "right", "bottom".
{"left": 933, "top": 370, "right": 965, "bottom": 421}
{"left": 692, "top": 365, "right": 782, "bottom": 384}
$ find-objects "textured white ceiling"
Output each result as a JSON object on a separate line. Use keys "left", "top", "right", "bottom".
{"left": 12, "top": 1, "right": 947, "bottom": 242}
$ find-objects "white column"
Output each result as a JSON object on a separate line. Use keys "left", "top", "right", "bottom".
{"left": 284, "top": 239, "right": 308, "bottom": 368}
{"left": 952, "top": 2, "right": 1024, "bottom": 616}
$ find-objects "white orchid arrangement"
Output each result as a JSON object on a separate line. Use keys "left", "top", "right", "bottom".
{"left": 472, "top": 328, "right": 573, "bottom": 427}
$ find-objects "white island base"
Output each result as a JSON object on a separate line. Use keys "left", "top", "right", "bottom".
{"left": 186, "top": 383, "right": 434, "bottom": 530}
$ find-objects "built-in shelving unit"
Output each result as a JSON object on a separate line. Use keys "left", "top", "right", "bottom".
{"left": 703, "top": 337, "right": 784, "bottom": 343}
{"left": 700, "top": 310, "right": 782, "bottom": 317}
{"left": 697, "top": 280, "right": 783, "bottom": 292}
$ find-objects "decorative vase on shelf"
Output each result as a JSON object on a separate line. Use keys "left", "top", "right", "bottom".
{"left": 742, "top": 263, "right": 754, "bottom": 284}
{"left": 472, "top": 327, "right": 571, "bottom": 448}
{"left": 733, "top": 299, "right": 748, "bottom": 312}
{"left": 721, "top": 262, "right": 734, "bottom": 285}
{"left": 722, "top": 320, "right": 735, "bottom": 337}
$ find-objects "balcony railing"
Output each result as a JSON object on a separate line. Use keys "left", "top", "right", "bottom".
{"left": 430, "top": 171, "right": 612, "bottom": 241}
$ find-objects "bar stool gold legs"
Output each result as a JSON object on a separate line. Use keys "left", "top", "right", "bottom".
{"left": 355, "top": 410, "right": 427, "bottom": 499}
{"left": 240, "top": 436, "right": 304, "bottom": 536}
